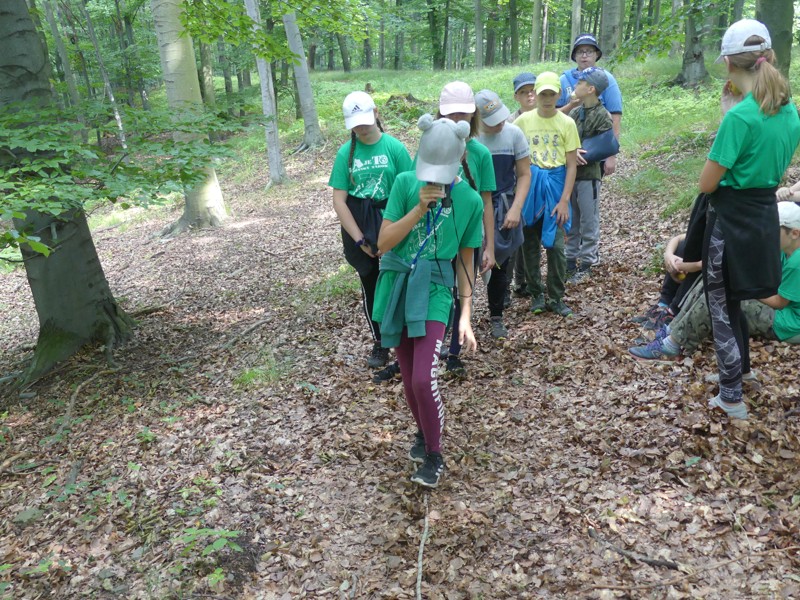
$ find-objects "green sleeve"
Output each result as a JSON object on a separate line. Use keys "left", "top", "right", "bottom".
{"left": 708, "top": 112, "right": 749, "bottom": 169}
{"left": 384, "top": 173, "right": 414, "bottom": 223}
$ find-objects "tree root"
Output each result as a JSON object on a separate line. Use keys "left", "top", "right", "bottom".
{"left": 46, "top": 369, "right": 118, "bottom": 448}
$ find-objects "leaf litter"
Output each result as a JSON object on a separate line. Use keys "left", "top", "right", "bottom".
{"left": 0, "top": 141, "right": 798, "bottom": 599}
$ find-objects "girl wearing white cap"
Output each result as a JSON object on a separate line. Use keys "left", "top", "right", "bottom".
{"left": 328, "top": 91, "right": 412, "bottom": 372}
{"left": 372, "top": 115, "right": 484, "bottom": 488}
{"left": 696, "top": 19, "right": 800, "bottom": 419}
{"left": 434, "top": 81, "right": 497, "bottom": 375}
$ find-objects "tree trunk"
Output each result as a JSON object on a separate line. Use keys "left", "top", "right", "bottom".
{"left": 541, "top": 3, "right": 549, "bottom": 60}
{"left": 485, "top": 0, "right": 496, "bottom": 66}
{"left": 1, "top": 0, "right": 133, "bottom": 384}
{"left": 756, "top": 0, "right": 792, "bottom": 77}
{"left": 509, "top": 0, "right": 519, "bottom": 63}
{"left": 379, "top": 11, "right": 385, "bottom": 68}
{"left": 217, "top": 37, "right": 235, "bottom": 116}
{"left": 336, "top": 34, "right": 351, "bottom": 72}
{"left": 113, "top": 0, "right": 134, "bottom": 106}
{"left": 600, "top": 0, "right": 622, "bottom": 57}
{"left": 474, "top": 0, "right": 483, "bottom": 68}
{"left": 282, "top": 11, "right": 324, "bottom": 150}
{"left": 328, "top": 46, "right": 335, "bottom": 70}
{"left": 120, "top": 0, "right": 149, "bottom": 110}
{"left": 308, "top": 42, "right": 317, "bottom": 70}
{"left": 634, "top": 0, "right": 644, "bottom": 36}
{"left": 364, "top": 36, "right": 372, "bottom": 68}
{"left": 460, "top": 21, "right": 469, "bottom": 68}
{"left": 571, "top": 0, "right": 582, "bottom": 48}
{"left": 151, "top": 0, "right": 228, "bottom": 233}
{"left": 41, "top": 0, "right": 80, "bottom": 111}
{"left": 732, "top": 0, "right": 744, "bottom": 20}
{"left": 243, "top": 0, "right": 285, "bottom": 184}
{"left": 394, "top": 0, "right": 403, "bottom": 69}
{"left": 530, "top": 0, "right": 542, "bottom": 61}
{"left": 199, "top": 41, "right": 216, "bottom": 106}
{"left": 676, "top": 1, "right": 708, "bottom": 87}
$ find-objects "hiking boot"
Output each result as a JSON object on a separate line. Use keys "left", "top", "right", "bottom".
{"left": 373, "top": 361, "right": 401, "bottom": 383}
{"left": 490, "top": 317, "right": 508, "bottom": 340}
{"left": 704, "top": 370, "right": 759, "bottom": 384}
{"left": 628, "top": 336, "right": 679, "bottom": 360}
{"left": 644, "top": 309, "right": 674, "bottom": 331}
{"left": 410, "top": 452, "right": 445, "bottom": 488}
{"left": 368, "top": 342, "right": 390, "bottom": 368}
{"left": 631, "top": 304, "right": 665, "bottom": 324}
{"left": 530, "top": 294, "right": 546, "bottom": 314}
{"left": 446, "top": 355, "right": 466, "bottom": 376}
{"left": 708, "top": 394, "right": 748, "bottom": 420}
{"left": 408, "top": 431, "right": 426, "bottom": 464}
{"left": 513, "top": 285, "right": 532, "bottom": 298}
{"left": 567, "top": 267, "right": 591, "bottom": 285}
{"left": 548, "top": 299, "right": 573, "bottom": 317}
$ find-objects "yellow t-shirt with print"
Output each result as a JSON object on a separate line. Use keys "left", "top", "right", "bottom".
{"left": 514, "top": 110, "right": 580, "bottom": 169}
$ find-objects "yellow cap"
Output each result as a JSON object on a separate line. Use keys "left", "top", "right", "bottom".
{"left": 535, "top": 72, "right": 561, "bottom": 94}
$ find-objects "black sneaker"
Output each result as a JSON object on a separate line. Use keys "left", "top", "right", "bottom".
{"left": 631, "top": 304, "right": 663, "bottom": 324}
{"left": 410, "top": 452, "right": 444, "bottom": 488}
{"left": 373, "top": 361, "right": 400, "bottom": 383}
{"left": 644, "top": 309, "right": 673, "bottom": 331}
{"left": 408, "top": 431, "right": 426, "bottom": 464}
{"left": 503, "top": 287, "right": 512, "bottom": 309}
{"left": 445, "top": 355, "right": 466, "bottom": 376}
{"left": 513, "top": 286, "right": 532, "bottom": 298}
{"left": 368, "top": 342, "right": 390, "bottom": 368}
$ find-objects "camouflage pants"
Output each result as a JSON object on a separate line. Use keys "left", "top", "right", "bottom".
{"left": 670, "top": 277, "right": 777, "bottom": 353}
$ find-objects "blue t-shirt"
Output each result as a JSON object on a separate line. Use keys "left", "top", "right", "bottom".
{"left": 557, "top": 68, "right": 623, "bottom": 114}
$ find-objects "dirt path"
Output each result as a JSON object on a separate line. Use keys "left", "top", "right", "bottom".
{"left": 0, "top": 143, "right": 798, "bottom": 599}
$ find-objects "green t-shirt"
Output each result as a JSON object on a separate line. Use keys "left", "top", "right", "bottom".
{"left": 372, "top": 172, "right": 484, "bottom": 325}
{"left": 773, "top": 250, "right": 800, "bottom": 341}
{"left": 411, "top": 138, "right": 497, "bottom": 194}
{"left": 708, "top": 94, "right": 800, "bottom": 189}
{"left": 514, "top": 110, "right": 581, "bottom": 169}
{"left": 327, "top": 133, "right": 412, "bottom": 200}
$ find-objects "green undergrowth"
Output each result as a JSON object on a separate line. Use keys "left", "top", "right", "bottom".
{"left": 307, "top": 263, "right": 360, "bottom": 304}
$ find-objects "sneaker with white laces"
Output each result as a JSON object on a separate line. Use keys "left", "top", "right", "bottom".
{"left": 410, "top": 452, "right": 445, "bottom": 488}
{"left": 704, "top": 370, "right": 758, "bottom": 384}
{"left": 408, "top": 431, "right": 426, "bottom": 464}
{"left": 628, "top": 335, "right": 679, "bottom": 360}
{"left": 490, "top": 317, "right": 508, "bottom": 339}
{"left": 708, "top": 394, "right": 748, "bottom": 420}
{"left": 367, "top": 342, "right": 390, "bottom": 368}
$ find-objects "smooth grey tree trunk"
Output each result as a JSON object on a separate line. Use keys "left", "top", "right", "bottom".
{"left": 1, "top": 0, "right": 133, "bottom": 385}
{"left": 530, "top": 0, "right": 543, "bottom": 62}
{"left": 199, "top": 41, "right": 216, "bottom": 106}
{"left": 243, "top": 0, "right": 285, "bottom": 185}
{"left": 676, "top": 1, "right": 708, "bottom": 87}
{"left": 151, "top": 0, "right": 227, "bottom": 234}
{"left": 42, "top": 0, "right": 80, "bottom": 111}
{"left": 282, "top": 12, "right": 324, "bottom": 151}
{"left": 474, "top": 0, "right": 483, "bottom": 68}
{"left": 600, "top": 0, "right": 623, "bottom": 57}
{"left": 756, "top": 0, "right": 792, "bottom": 77}
{"left": 571, "top": 0, "right": 582, "bottom": 51}
{"left": 336, "top": 34, "right": 352, "bottom": 72}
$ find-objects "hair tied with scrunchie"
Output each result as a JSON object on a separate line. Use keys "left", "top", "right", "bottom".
{"left": 755, "top": 56, "right": 767, "bottom": 68}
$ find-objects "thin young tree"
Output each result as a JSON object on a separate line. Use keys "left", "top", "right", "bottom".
{"left": 151, "top": 0, "right": 228, "bottom": 233}
{"left": 756, "top": 0, "right": 792, "bottom": 77}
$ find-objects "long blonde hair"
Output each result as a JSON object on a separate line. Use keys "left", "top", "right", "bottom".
{"left": 727, "top": 36, "right": 790, "bottom": 115}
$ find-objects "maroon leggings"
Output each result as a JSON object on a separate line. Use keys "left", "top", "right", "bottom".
{"left": 395, "top": 321, "right": 447, "bottom": 454}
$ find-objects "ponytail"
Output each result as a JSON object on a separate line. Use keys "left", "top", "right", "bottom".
{"left": 461, "top": 155, "right": 478, "bottom": 191}
{"left": 726, "top": 38, "right": 790, "bottom": 115}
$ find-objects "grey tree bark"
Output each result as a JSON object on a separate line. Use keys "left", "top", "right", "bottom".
{"left": 676, "top": 1, "right": 708, "bottom": 87}
{"left": 42, "top": 0, "right": 80, "bottom": 111}
{"left": 151, "top": 0, "right": 228, "bottom": 234}
{"left": 571, "top": 0, "right": 582, "bottom": 51}
{"left": 336, "top": 34, "right": 352, "bottom": 72}
{"left": 243, "top": 0, "right": 286, "bottom": 185}
{"left": 600, "top": 0, "right": 623, "bottom": 57}
{"left": 199, "top": 41, "right": 216, "bottom": 106}
{"left": 530, "top": 0, "right": 542, "bottom": 62}
{"left": 756, "top": 0, "right": 792, "bottom": 77}
{"left": 282, "top": 12, "right": 324, "bottom": 151}
{"left": 1, "top": 0, "right": 133, "bottom": 385}
{"left": 509, "top": 0, "right": 519, "bottom": 63}
{"left": 474, "top": 0, "right": 483, "bottom": 68}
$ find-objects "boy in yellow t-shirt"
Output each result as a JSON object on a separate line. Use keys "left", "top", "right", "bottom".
{"left": 514, "top": 72, "right": 580, "bottom": 317}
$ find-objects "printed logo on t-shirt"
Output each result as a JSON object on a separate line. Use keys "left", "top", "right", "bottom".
{"left": 352, "top": 154, "right": 390, "bottom": 198}
{"left": 409, "top": 206, "right": 453, "bottom": 260}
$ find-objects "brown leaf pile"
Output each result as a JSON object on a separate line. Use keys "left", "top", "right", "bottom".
{"left": 0, "top": 142, "right": 798, "bottom": 599}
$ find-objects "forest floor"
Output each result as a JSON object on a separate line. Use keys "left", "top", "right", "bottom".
{"left": 1, "top": 133, "right": 799, "bottom": 600}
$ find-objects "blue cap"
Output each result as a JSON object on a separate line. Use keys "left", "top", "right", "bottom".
{"left": 513, "top": 72, "right": 537, "bottom": 93}
{"left": 571, "top": 33, "right": 602, "bottom": 61}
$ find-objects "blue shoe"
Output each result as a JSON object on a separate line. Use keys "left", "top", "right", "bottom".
{"left": 629, "top": 336, "right": 679, "bottom": 360}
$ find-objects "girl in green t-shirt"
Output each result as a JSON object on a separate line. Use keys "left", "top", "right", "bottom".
{"left": 374, "top": 115, "right": 484, "bottom": 488}
{"left": 328, "top": 91, "right": 412, "bottom": 372}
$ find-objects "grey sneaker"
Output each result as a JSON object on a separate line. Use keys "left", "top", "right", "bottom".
{"left": 530, "top": 294, "right": 546, "bottom": 314}
{"left": 704, "top": 370, "right": 758, "bottom": 384}
{"left": 490, "top": 317, "right": 508, "bottom": 339}
{"left": 708, "top": 394, "right": 748, "bottom": 420}
{"left": 410, "top": 452, "right": 445, "bottom": 488}
{"left": 567, "top": 267, "right": 591, "bottom": 285}
{"left": 548, "top": 299, "right": 573, "bottom": 317}
{"left": 368, "top": 342, "right": 390, "bottom": 368}
{"left": 408, "top": 431, "right": 426, "bottom": 464}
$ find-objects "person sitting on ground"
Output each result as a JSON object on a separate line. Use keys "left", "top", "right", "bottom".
{"left": 475, "top": 89, "right": 531, "bottom": 339}
{"left": 629, "top": 202, "right": 800, "bottom": 382}
{"left": 565, "top": 67, "right": 615, "bottom": 283}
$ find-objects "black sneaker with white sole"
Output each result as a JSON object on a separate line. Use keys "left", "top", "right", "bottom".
{"left": 408, "top": 431, "right": 426, "bottom": 464}
{"left": 373, "top": 361, "right": 401, "bottom": 383}
{"left": 410, "top": 452, "right": 444, "bottom": 488}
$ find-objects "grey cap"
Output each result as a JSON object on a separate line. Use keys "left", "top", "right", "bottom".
{"left": 576, "top": 67, "right": 609, "bottom": 95}
{"left": 415, "top": 114, "right": 470, "bottom": 185}
{"left": 512, "top": 72, "right": 537, "bottom": 93}
{"left": 475, "top": 89, "right": 511, "bottom": 127}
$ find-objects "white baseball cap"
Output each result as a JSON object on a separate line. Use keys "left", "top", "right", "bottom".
{"left": 716, "top": 19, "right": 771, "bottom": 63}
{"left": 778, "top": 201, "right": 800, "bottom": 230}
{"left": 439, "top": 81, "right": 475, "bottom": 116}
{"left": 343, "top": 91, "right": 376, "bottom": 130}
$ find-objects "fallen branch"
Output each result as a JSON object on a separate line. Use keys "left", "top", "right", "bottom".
{"left": 416, "top": 494, "right": 430, "bottom": 600}
{"left": 589, "top": 526, "right": 680, "bottom": 570}
{"left": 580, "top": 545, "right": 800, "bottom": 593}
{"left": 0, "top": 451, "right": 30, "bottom": 475}
{"left": 220, "top": 318, "right": 271, "bottom": 350}
{"left": 47, "top": 369, "right": 118, "bottom": 447}
{"left": 130, "top": 305, "right": 168, "bottom": 317}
